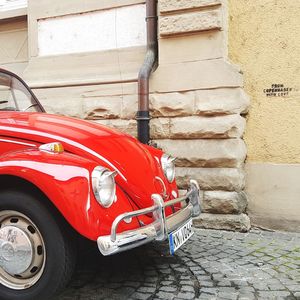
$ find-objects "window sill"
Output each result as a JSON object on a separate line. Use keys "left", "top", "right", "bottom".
{"left": 0, "top": 7, "right": 27, "bottom": 21}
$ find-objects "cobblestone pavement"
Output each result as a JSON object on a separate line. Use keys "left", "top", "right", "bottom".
{"left": 56, "top": 229, "right": 300, "bottom": 300}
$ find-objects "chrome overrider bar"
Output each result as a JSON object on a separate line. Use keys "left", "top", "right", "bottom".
{"left": 97, "top": 180, "right": 201, "bottom": 256}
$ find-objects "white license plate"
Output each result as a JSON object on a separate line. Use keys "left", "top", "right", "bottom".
{"left": 168, "top": 219, "right": 194, "bottom": 255}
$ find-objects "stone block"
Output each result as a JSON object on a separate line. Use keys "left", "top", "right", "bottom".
{"left": 150, "top": 92, "right": 195, "bottom": 117}
{"left": 34, "top": 82, "right": 138, "bottom": 120}
{"left": 159, "top": 31, "right": 225, "bottom": 65}
{"left": 151, "top": 115, "right": 246, "bottom": 139}
{"left": 169, "top": 115, "right": 246, "bottom": 139}
{"left": 40, "top": 97, "right": 84, "bottom": 119}
{"left": 193, "top": 213, "right": 251, "bottom": 232}
{"left": 95, "top": 119, "right": 137, "bottom": 137}
{"left": 150, "top": 88, "right": 249, "bottom": 118}
{"left": 176, "top": 167, "right": 245, "bottom": 191}
{"left": 25, "top": 46, "right": 145, "bottom": 88}
{"left": 150, "top": 59, "right": 243, "bottom": 93}
{"left": 195, "top": 88, "right": 250, "bottom": 116}
{"left": 150, "top": 118, "right": 170, "bottom": 139}
{"left": 160, "top": 0, "right": 221, "bottom": 14}
{"left": 121, "top": 94, "right": 138, "bottom": 120}
{"left": 202, "top": 191, "right": 247, "bottom": 214}
{"left": 83, "top": 97, "right": 122, "bottom": 120}
{"left": 160, "top": 10, "right": 222, "bottom": 37}
{"left": 155, "top": 139, "right": 247, "bottom": 168}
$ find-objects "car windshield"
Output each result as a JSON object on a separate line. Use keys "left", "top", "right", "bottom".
{"left": 0, "top": 71, "right": 43, "bottom": 112}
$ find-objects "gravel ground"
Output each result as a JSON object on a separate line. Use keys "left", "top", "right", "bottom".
{"left": 56, "top": 228, "right": 300, "bottom": 300}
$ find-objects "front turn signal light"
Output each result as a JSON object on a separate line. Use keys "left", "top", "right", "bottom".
{"left": 39, "top": 142, "right": 64, "bottom": 154}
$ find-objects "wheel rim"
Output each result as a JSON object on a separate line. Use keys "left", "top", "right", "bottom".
{"left": 0, "top": 210, "right": 46, "bottom": 290}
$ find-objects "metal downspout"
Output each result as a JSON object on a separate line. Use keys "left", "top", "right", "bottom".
{"left": 136, "top": 0, "right": 158, "bottom": 144}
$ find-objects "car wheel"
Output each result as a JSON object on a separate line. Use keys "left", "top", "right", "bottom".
{"left": 0, "top": 190, "right": 76, "bottom": 300}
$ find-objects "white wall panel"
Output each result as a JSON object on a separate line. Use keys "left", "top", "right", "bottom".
{"left": 0, "top": 0, "right": 27, "bottom": 11}
{"left": 38, "top": 4, "right": 146, "bottom": 56}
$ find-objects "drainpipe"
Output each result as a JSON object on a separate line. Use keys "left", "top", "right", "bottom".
{"left": 136, "top": 0, "right": 158, "bottom": 144}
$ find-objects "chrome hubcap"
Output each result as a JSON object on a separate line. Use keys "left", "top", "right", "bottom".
{"left": 0, "top": 211, "right": 46, "bottom": 290}
{"left": 0, "top": 226, "right": 33, "bottom": 275}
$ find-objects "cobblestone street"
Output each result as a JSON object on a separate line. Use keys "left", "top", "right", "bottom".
{"left": 56, "top": 229, "right": 300, "bottom": 300}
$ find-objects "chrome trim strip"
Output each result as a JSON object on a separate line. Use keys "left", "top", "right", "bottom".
{"left": 0, "top": 138, "right": 37, "bottom": 147}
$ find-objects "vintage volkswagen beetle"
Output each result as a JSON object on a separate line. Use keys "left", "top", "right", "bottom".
{"left": 0, "top": 69, "right": 201, "bottom": 300}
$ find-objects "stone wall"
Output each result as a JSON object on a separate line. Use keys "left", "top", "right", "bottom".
{"left": 149, "top": 0, "right": 250, "bottom": 231}
{"left": 9, "top": 0, "right": 250, "bottom": 231}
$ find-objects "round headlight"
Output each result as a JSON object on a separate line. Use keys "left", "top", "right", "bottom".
{"left": 92, "top": 166, "right": 117, "bottom": 208}
{"left": 161, "top": 154, "right": 176, "bottom": 183}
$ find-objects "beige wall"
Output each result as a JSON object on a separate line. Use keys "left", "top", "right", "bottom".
{"left": 229, "top": 0, "right": 300, "bottom": 231}
{"left": 229, "top": 0, "right": 300, "bottom": 164}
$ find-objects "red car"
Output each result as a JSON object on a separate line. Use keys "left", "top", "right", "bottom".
{"left": 0, "top": 69, "right": 201, "bottom": 300}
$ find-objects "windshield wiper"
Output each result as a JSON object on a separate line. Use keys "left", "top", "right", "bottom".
{"left": 0, "top": 101, "right": 8, "bottom": 104}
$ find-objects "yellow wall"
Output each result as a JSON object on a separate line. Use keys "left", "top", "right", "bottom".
{"left": 228, "top": 0, "right": 300, "bottom": 163}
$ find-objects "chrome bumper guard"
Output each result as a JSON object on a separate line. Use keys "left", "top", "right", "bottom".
{"left": 97, "top": 180, "right": 201, "bottom": 256}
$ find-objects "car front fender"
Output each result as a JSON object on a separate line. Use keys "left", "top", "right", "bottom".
{"left": 0, "top": 149, "right": 140, "bottom": 240}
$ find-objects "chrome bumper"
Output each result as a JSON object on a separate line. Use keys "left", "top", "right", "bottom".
{"left": 97, "top": 180, "right": 201, "bottom": 256}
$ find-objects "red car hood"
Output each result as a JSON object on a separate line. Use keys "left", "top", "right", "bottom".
{"left": 0, "top": 112, "right": 166, "bottom": 208}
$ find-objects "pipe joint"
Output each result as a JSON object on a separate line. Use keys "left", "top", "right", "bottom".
{"left": 145, "top": 15, "right": 158, "bottom": 21}
{"left": 136, "top": 111, "right": 150, "bottom": 121}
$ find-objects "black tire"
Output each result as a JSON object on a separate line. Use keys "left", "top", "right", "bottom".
{"left": 0, "top": 190, "right": 76, "bottom": 300}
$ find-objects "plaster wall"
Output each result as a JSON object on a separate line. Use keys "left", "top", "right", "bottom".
{"left": 229, "top": 0, "right": 300, "bottom": 164}
{"left": 246, "top": 163, "right": 300, "bottom": 232}
{"left": 229, "top": 0, "right": 300, "bottom": 231}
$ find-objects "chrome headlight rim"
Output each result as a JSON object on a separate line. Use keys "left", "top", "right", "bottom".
{"left": 161, "top": 153, "right": 176, "bottom": 183}
{"left": 92, "top": 166, "right": 117, "bottom": 208}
